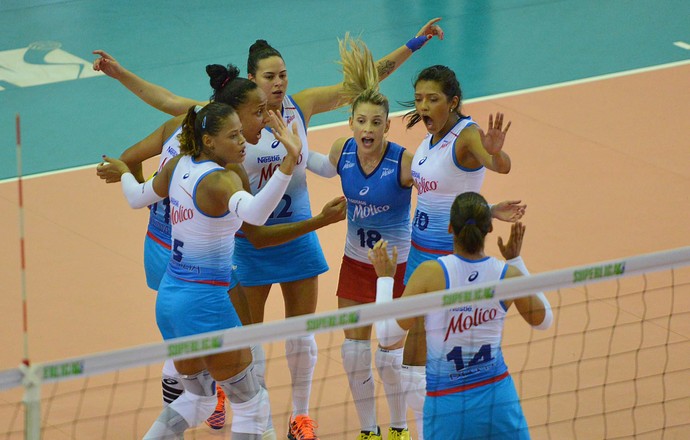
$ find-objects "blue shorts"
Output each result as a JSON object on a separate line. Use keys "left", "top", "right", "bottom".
{"left": 424, "top": 374, "right": 530, "bottom": 440}
{"left": 233, "top": 231, "right": 328, "bottom": 286}
{"left": 403, "top": 245, "right": 451, "bottom": 284}
{"left": 156, "top": 273, "right": 242, "bottom": 340}
{"left": 143, "top": 233, "right": 170, "bottom": 291}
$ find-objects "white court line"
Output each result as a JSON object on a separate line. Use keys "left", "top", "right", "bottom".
{"left": 674, "top": 41, "right": 690, "bottom": 50}
{"left": 2, "top": 58, "right": 689, "bottom": 185}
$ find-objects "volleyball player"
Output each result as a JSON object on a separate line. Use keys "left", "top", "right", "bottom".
{"left": 102, "top": 103, "right": 303, "bottom": 439}
{"left": 369, "top": 192, "right": 552, "bottom": 439}
{"left": 398, "top": 65, "right": 524, "bottom": 438}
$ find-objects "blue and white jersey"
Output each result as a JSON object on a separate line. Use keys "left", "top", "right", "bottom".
{"left": 337, "top": 139, "right": 412, "bottom": 263}
{"left": 146, "top": 126, "right": 181, "bottom": 248}
{"left": 411, "top": 117, "right": 485, "bottom": 253}
{"left": 239, "top": 95, "right": 311, "bottom": 229}
{"left": 425, "top": 254, "right": 509, "bottom": 395}
{"left": 166, "top": 155, "right": 241, "bottom": 286}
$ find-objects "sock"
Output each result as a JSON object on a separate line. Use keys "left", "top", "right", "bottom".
{"left": 341, "top": 338, "right": 377, "bottom": 432}
{"left": 402, "top": 365, "right": 426, "bottom": 440}
{"left": 375, "top": 347, "right": 406, "bottom": 430}
{"left": 251, "top": 344, "right": 273, "bottom": 429}
{"left": 286, "top": 335, "right": 317, "bottom": 416}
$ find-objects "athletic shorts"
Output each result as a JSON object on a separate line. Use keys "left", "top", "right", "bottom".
{"left": 143, "top": 232, "right": 171, "bottom": 291}
{"left": 336, "top": 255, "right": 406, "bottom": 303}
{"left": 233, "top": 231, "right": 328, "bottom": 286}
{"left": 156, "top": 273, "right": 242, "bottom": 340}
{"left": 403, "top": 244, "right": 452, "bottom": 284}
{"left": 423, "top": 374, "right": 530, "bottom": 440}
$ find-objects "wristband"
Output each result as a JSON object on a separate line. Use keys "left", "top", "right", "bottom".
{"left": 405, "top": 35, "right": 429, "bottom": 52}
{"left": 376, "top": 277, "right": 395, "bottom": 303}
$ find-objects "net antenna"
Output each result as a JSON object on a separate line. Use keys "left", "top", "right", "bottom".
{"left": 15, "top": 114, "right": 41, "bottom": 440}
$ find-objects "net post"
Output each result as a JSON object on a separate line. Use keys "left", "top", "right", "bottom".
{"left": 20, "top": 362, "right": 42, "bottom": 440}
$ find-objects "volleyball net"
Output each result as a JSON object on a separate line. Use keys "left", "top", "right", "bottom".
{"left": 2, "top": 246, "right": 690, "bottom": 439}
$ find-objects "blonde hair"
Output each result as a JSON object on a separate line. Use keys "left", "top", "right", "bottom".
{"left": 338, "top": 33, "right": 389, "bottom": 115}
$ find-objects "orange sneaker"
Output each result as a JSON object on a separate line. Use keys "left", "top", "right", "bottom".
{"left": 287, "top": 414, "right": 319, "bottom": 440}
{"left": 205, "top": 386, "right": 226, "bottom": 430}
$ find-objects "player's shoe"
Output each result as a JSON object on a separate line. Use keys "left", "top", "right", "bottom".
{"left": 287, "top": 414, "right": 319, "bottom": 440}
{"left": 357, "top": 427, "right": 382, "bottom": 440}
{"left": 205, "top": 386, "right": 226, "bottom": 430}
{"left": 387, "top": 427, "right": 410, "bottom": 440}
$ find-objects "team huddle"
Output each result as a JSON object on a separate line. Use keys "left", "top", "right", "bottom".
{"left": 95, "top": 17, "right": 552, "bottom": 440}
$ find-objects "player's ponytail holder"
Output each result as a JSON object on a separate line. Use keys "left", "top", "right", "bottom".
{"left": 220, "top": 75, "right": 231, "bottom": 89}
{"left": 406, "top": 35, "right": 431, "bottom": 52}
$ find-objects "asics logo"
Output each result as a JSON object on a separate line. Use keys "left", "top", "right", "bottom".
{"left": 359, "top": 186, "right": 370, "bottom": 196}
{"left": 271, "top": 140, "right": 281, "bottom": 149}
{"left": 418, "top": 156, "right": 427, "bottom": 165}
{"left": 468, "top": 271, "right": 479, "bottom": 282}
{"left": 183, "top": 173, "right": 190, "bottom": 179}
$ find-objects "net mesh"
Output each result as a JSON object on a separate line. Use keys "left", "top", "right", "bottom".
{"left": 2, "top": 247, "right": 690, "bottom": 439}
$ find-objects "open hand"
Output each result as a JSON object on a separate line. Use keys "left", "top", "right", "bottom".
{"left": 491, "top": 199, "right": 526, "bottom": 222}
{"left": 478, "top": 112, "right": 511, "bottom": 156}
{"left": 497, "top": 222, "right": 525, "bottom": 261}
{"left": 367, "top": 239, "right": 398, "bottom": 278}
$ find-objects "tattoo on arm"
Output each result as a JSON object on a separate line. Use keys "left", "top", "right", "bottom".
{"left": 377, "top": 60, "right": 396, "bottom": 78}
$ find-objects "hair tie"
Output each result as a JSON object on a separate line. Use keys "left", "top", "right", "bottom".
{"left": 202, "top": 115, "right": 207, "bottom": 129}
{"left": 220, "top": 75, "right": 231, "bottom": 89}
{"left": 464, "top": 218, "right": 476, "bottom": 226}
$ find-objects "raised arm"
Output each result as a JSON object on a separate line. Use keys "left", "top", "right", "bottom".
{"left": 460, "top": 112, "right": 511, "bottom": 174}
{"left": 92, "top": 50, "right": 203, "bottom": 116}
{"left": 498, "top": 223, "right": 552, "bottom": 329}
{"left": 293, "top": 18, "right": 445, "bottom": 123}
{"left": 96, "top": 115, "right": 185, "bottom": 183}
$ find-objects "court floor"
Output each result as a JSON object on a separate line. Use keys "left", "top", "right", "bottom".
{"left": 1, "top": 1, "right": 689, "bottom": 438}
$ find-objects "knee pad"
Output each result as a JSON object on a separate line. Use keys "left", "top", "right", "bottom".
{"left": 341, "top": 339, "right": 372, "bottom": 383}
{"left": 161, "top": 359, "right": 183, "bottom": 406}
{"left": 229, "top": 386, "right": 271, "bottom": 434}
{"left": 375, "top": 347, "right": 403, "bottom": 384}
{"left": 169, "top": 371, "right": 217, "bottom": 426}
{"left": 218, "top": 365, "right": 261, "bottom": 404}
{"left": 285, "top": 335, "right": 317, "bottom": 370}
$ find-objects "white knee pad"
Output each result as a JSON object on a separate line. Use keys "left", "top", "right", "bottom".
{"left": 375, "top": 347, "right": 403, "bottom": 384}
{"left": 229, "top": 386, "right": 271, "bottom": 434}
{"left": 341, "top": 339, "right": 372, "bottom": 383}
{"left": 170, "top": 371, "right": 217, "bottom": 427}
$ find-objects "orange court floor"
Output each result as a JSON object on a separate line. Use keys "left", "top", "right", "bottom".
{"left": 1, "top": 63, "right": 689, "bottom": 439}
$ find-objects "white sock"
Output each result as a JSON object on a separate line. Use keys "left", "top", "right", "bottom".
{"left": 375, "top": 347, "right": 406, "bottom": 430}
{"left": 401, "top": 365, "right": 426, "bottom": 440}
{"left": 341, "top": 339, "right": 376, "bottom": 432}
{"left": 286, "top": 335, "right": 317, "bottom": 416}
{"left": 251, "top": 344, "right": 273, "bottom": 429}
